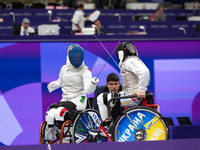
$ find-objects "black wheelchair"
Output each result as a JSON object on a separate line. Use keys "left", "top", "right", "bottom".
{"left": 39, "top": 98, "right": 102, "bottom": 144}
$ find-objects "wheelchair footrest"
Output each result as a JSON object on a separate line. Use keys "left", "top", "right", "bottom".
{"left": 88, "top": 129, "right": 108, "bottom": 142}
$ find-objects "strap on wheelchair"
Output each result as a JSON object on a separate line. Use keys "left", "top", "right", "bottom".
{"left": 103, "top": 92, "right": 108, "bottom": 106}
{"left": 50, "top": 101, "right": 77, "bottom": 111}
{"left": 103, "top": 92, "right": 123, "bottom": 122}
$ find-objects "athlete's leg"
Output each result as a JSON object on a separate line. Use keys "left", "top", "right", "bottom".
{"left": 45, "top": 108, "right": 57, "bottom": 141}
{"left": 120, "top": 92, "right": 141, "bottom": 107}
{"left": 68, "top": 95, "right": 87, "bottom": 110}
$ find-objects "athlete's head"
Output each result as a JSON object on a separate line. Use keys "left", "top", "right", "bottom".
{"left": 116, "top": 41, "right": 138, "bottom": 62}
{"left": 67, "top": 44, "right": 84, "bottom": 68}
{"left": 106, "top": 73, "right": 120, "bottom": 93}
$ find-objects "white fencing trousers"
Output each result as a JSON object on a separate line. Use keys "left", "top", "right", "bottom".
{"left": 46, "top": 95, "right": 87, "bottom": 125}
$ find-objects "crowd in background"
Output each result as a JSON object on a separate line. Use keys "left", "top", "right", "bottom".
{"left": 1, "top": 0, "right": 200, "bottom": 36}
{"left": 1, "top": 0, "right": 200, "bottom": 9}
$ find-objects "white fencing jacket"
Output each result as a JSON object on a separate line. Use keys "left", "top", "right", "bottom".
{"left": 120, "top": 56, "right": 150, "bottom": 96}
{"left": 47, "top": 56, "right": 95, "bottom": 101}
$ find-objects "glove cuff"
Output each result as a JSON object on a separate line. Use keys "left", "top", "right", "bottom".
{"left": 91, "top": 77, "right": 99, "bottom": 85}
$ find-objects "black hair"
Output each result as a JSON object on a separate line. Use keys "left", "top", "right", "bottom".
{"left": 77, "top": 1, "right": 84, "bottom": 8}
{"left": 156, "top": 5, "right": 163, "bottom": 11}
{"left": 106, "top": 73, "right": 119, "bottom": 83}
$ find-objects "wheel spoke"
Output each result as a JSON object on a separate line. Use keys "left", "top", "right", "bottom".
{"left": 141, "top": 116, "right": 144, "bottom": 129}
{"left": 126, "top": 114, "right": 138, "bottom": 130}
{"left": 86, "top": 112, "right": 93, "bottom": 129}
{"left": 145, "top": 118, "right": 161, "bottom": 131}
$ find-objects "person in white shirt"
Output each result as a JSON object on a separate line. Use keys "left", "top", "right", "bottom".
{"left": 71, "top": 1, "right": 90, "bottom": 34}
{"left": 20, "top": 18, "right": 35, "bottom": 36}
{"left": 45, "top": 44, "right": 99, "bottom": 142}
{"left": 96, "top": 73, "right": 123, "bottom": 121}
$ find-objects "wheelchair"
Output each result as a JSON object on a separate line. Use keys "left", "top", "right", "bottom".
{"left": 40, "top": 94, "right": 169, "bottom": 144}
{"left": 88, "top": 94, "right": 170, "bottom": 142}
{"left": 39, "top": 98, "right": 102, "bottom": 144}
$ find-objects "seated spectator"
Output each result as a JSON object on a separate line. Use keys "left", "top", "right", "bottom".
{"left": 150, "top": 6, "right": 164, "bottom": 21}
{"left": 93, "top": 19, "right": 106, "bottom": 35}
{"left": 20, "top": 18, "right": 35, "bottom": 36}
{"left": 93, "top": 73, "right": 122, "bottom": 121}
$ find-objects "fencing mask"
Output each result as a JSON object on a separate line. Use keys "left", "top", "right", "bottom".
{"left": 67, "top": 44, "right": 84, "bottom": 68}
{"left": 116, "top": 41, "right": 138, "bottom": 63}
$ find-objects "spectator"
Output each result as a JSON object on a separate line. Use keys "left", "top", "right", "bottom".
{"left": 93, "top": 19, "right": 107, "bottom": 35}
{"left": 71, "top": 1, "right": 90, "bottom": 35}
{"left": 93, "top": 73, "right": 122, "bottom": 113}
{"left": 89, "top": 73, "right": 122, "bottom": 137}
{"left": 20, "top": 18, "right": 35, "bottom": 36}
{"left": 95, "top": 73, "right": 123, "bottom": 121}
{"left": 150, "top": 6, "right": 164, "bottom": 21}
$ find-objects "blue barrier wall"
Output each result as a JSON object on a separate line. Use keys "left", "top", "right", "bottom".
{"left": 0, "top": 9, "right": 200, "bottom": 36}
{"left": 1, "top": 138, "right": 200, "bottom": 150}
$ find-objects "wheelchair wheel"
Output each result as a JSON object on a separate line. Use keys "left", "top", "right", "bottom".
{"left": 72, "top": 109, "right": 102, "bottom": 143}
{"left": 113, "top": 106, "right": 170, "bottom": 142}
